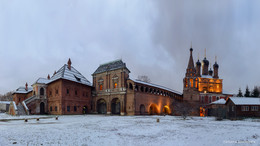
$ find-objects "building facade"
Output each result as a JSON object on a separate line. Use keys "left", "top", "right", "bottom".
{"left": 92, "top": 60, "right": 182, "bottom": 116}
{"left": 12, "top": 59, "right": 182, "bottom": 115}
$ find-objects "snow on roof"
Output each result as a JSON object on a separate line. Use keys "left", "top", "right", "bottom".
{"left": 93, "top": 59, "right": 130, "bottom": 74}
{"left": 32, "top": 77, "right": 49, "bottom": 85}
{"left": 201, "top": 75, "right": 213, "bottom": 79}
{"left": 229, "top": 97, "right": 260, "bottom": 105}
{"left": 0, "top": 101, "right": 11, "bottom": 104}
{"left": 48, "top": 64, "right": 92, "bottom": 86}
{"left": 222, "top": 90, "right": 234, "bottom": 95}
{"left": 132, "top": 79, "right": 182, "bottom": 95}
{"left": 210, "top": 99, "right": 226, "bottom": 105}
{"left": 13, "top": 86, "right": 33, "bottom": 94}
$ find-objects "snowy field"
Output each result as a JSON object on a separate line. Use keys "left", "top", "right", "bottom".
{"left": 0, "top": 113, "right": 260, "bottom": 146}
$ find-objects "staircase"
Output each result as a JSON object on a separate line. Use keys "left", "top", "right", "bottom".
{"left": 17, "top": 103, "right": 27, "bottom": 115}
{"left": 24, "top": 95, "right": 37, "bottom": 104}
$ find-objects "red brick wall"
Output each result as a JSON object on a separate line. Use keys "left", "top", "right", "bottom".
{"left": 47, "top": 79, "right": 92, "bottom": 115}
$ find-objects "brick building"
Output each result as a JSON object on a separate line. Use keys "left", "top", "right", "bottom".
{"left": 12, "top": 59, "right": 182, "bottom": 115}
{"left": 92, "top": 59, "right": 182, "bottom": 115}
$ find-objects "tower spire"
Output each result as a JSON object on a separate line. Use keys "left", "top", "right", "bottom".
{"left": 191, "top": 41, "right": 192, "bottom": 48}
{"left": 204, "top": 48, "right": 206, "bottom": 58}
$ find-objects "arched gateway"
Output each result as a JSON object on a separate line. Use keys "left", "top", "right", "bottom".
{"left": 97, "top": 99, "right": 107, "bottom": 114}
{"left": 111, "top": 98, "right": 120, "bottom": 115}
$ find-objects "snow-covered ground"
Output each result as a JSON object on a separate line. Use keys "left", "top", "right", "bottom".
{"left": 0, "top": 113, "right": 260, "bottom": 146}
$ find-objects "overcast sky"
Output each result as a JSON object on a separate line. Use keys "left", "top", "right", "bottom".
{"left": 0, "top": 0, "right": 260, "bottom": 95}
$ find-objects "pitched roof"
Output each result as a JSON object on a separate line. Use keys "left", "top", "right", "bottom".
{"left": 210, "top": 99, "right": 226, "bottom": 105}
{"left": 32, "top": 77, "right": 49, "bottom": 85}
{"left": 93, "top": 59, "right": 130, "bottom": 75}
{"left": 13, "top": 86, "right": 33, "bottom": 94}
{"left": 132, "top": 79, "right": 182, "bottom": 95}
{"left": 47, "top": 64, "right": 92, "bottom": 86}
{"left": 229, "top": 97, "right": 260, "bottom": 105}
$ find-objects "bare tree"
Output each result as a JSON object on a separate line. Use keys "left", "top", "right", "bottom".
{"left": 172, "top": 101, "right": 193, "bottom": 119}
{"left": 0, "top": 91, "right": 13, "bottom": 101}
{"left": 137, "top": 75, "right": 151, "bottom": 83}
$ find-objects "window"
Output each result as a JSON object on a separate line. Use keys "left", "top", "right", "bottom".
{"left": 241, "top": 106, "right": 249, "bottom": 111}
{"left": 55, "top": 106, "right": 57, "bottom": 111}
{"left": 232, "top": 106, "right": 235, "bottom": 111}
{"left": 19, "top": 98, "right": 21, "bottom": 102}
{"left": 40, "top": 88, "right": 44, "bottom": 96}
{"left": 67, "top": 106, "right": 70, "bottom": 112}
{"left": 74, "top": 106, "right": 77, "bottom": 112}
{"left": 86, "top": 92, "right": 88, "bottom": 97}
{"left": 99, "top": 85, "right": 103, "bottom": 90}
{"left": 56, "top": 89, "right": 58, "bottom": 95}
{"left": 67, "top": 89, "right": 69, "bottom": 94}
{"left": 190, "top": 79, "right": 193, "bottom": 88}
{"left": 49, "top": 91, "right": 52, "bottom": 96}
{"left": 50, "top": 106, "right": 52, "bottom": 111}
{"left": 216, "top": 96, "right": 220, "bottom": 100}
{"left": 114, "top": 83, "right": 118, "bottom": 88}
{"left": 75, "top": 90, "right": 78, "bottom": 96}
{"left": 209, "top": 96, "right": 212, "bottom": 103}
{"left": 251, "top": 106, "right": 259, "bottom": 111}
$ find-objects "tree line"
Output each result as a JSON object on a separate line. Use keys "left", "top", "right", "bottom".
{"left": 237, "top": 86, "right": 260, "bottom": 97}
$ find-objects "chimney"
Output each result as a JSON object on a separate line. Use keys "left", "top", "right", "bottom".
{"left": 25, "top": 82, "right": 28, "bottom": 91}
{"left": 47, "top": 74, "right": 50, "bottom": 80}
{"left": 68, "top": 58, "right": 72, "bottom": 70}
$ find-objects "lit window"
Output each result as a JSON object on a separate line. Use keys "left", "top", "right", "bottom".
{"left": 114, "top": 83, "right": 117, "bottom": 88}
{"left": 99, "top": 85, "right": 103, "bottom": 90}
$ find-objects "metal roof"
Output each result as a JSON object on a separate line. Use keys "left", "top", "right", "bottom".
{"left": 93, "top": 59, "right": 130, "bottom": 75}
{"left": 47, "top": 64, "right": 92, "bottom": 86}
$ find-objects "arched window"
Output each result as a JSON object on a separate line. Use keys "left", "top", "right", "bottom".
{"left": 99, "top": 85, "right": 103, "bottom": 90}
{"left": 140, "top": 86, "right": 144, "bottom": 92}
{"left": 129, "top": 83, "right": 133, "bottom": 90}
{"left": 40, "top": 88, "right": 44, "bottom": 96}
{"left": 190, "top": 79, "right": 193, "bottom": 88}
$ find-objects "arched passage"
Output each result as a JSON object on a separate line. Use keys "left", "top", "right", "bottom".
{"left": 111, "top": 98, "right": 120, "bottom": 115}
{"left": 162, "top": 105, "right": 171, "bottom": 115}
{"left": 140, "top": 104, "right": 145, "bottom": 115}
{"left": 97, "top": 99, "right": 107, "bottom": 114}
{"left": 149, "top": 104, "right": 159, "bottom": 115}
{"left": 40, "top": 102, "right": 45, "bottom": 114}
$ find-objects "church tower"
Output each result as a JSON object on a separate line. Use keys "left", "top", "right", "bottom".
{"left": 183, "top": 46, "right": 200, "bottom": 101}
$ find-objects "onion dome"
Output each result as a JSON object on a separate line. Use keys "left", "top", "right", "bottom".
{"left": 203, "top": 57, "right": 209, "bottom": 66}
{"left": 209, "top": 68, "right": 213, "bottom": 76}
{"left": 213, "top": 62, "right": 219, "bottom": 68}
{"left": 196, "top": 60, "right": 201, "bottom": 66}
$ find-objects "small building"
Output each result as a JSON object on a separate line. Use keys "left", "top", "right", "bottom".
{"left": 12, "top": 83, "right": 33, "bottom": 105}
{"left": 0, "top": 101, "right": 11, "bottom": 113}
{"left": 207, "top": 99, "right": 226, "bottom": 118}
{"left": 226, "top": 97, "right": 260, "bottom": 119}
